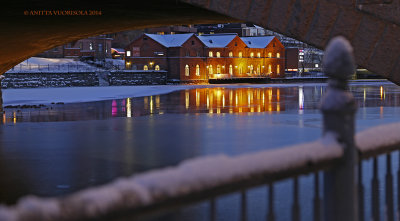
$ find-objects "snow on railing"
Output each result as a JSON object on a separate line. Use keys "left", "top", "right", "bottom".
{"left": 356, "top": 122, "right": 400, "bottom": 158}
{"left": 0, "top": 133, "right": 343, "bottom": 221}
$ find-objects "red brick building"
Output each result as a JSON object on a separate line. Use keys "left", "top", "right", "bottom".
{"left": 124, "top": 33, "right": 285, "bottom": 82}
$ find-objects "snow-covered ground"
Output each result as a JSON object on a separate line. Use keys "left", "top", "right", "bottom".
{"left": 6, "top": 57, "right": 97, "bottom": 73}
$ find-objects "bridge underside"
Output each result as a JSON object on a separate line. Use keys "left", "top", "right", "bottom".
{"left": 1, "top": 0, "right": 400, "bottom": 85}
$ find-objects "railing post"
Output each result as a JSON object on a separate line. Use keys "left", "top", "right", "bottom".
{"left": 321, "top": 36, "right": 358, "bottom": 221}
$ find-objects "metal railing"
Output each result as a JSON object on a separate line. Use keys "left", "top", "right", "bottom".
{"left": 6, "top": 64, "right": 102, "bottom": 73}
{"left": 1, "top": 37, "right": 400, "bottom": 221}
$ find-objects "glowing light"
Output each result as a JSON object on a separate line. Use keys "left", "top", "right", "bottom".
{"left": 2, "top": 112, "right": 5, "bottom": 124}
{"left": 196, "top": 90, "right": 200, "bottom": 107}
{"left": 13, "top": 112, "right": 16, "bottom": 124}
{"left": 380, "top": 86, "right": 383, "bottom": 100}
{"left": 127, "top": 98, "right": 132, "bottom": 118}
{"left": 185, "top": 91, "right": 189, "bottom": 110}
{"left": 363, "top": 89, "right": 366, "bottom": 102}
{"left": 156, "top": 95, "right": 160, "bottom": 108}
{"left": 299, "top": 86, "right": 304, "bottom": 111}
{"left": 150, "top": 96, "right": 154, "bottom": 114}
{"left": 112, "top": 100, "right": 117, "bottom": 117}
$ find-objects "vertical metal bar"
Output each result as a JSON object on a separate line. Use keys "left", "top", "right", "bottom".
{"left": 358, "top": 161, "right": 365, "bottom": 221}
{"left": 267, "top": 184, "right": 275, "bottom": 221}
{"left": 210, "top": 198, "right": 216, "bottom": 221}
{"left": 314, "top": 173, "right": 321, "bottom": 221}
{"left": 385, "top": 154, "right": 394, "bottom": 221}
{"left": 292, "top": 177, "right": 300, "bottom": 221}
{"left": 241, "top": 189, "right": 247, "bottom": 221}
{"left": 372, "top": 157, "right": 380, "bottom": 221}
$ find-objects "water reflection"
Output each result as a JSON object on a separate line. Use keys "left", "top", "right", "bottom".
{"left": 2, "top": 83, "right": 400, "bottom": 124}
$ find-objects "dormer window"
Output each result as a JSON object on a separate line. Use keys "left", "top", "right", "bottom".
{"left": 238, "top": 52, "right": 242, "bottom": 58}
{"left": 216, "top": 52, "right": 220, "bottom": 58}
{"left": 250, "top": 52, "right": 254, "bottom": 58}
{"left": 209, "top": 51, "right": 213, "bottom": 57}
{"left": 257, "top": 52, "right": 261, "bottom": 58}
{"left": 229, "top": 52, "right": 233, "bottom": 57}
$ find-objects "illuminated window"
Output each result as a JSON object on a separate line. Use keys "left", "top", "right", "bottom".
{"left": 277, "top": 53, "right": 280, "bottom": 58}
{"left": 196, "top": 64, "right": 200, "bottom": 76}
{"left": 268, "top": 64, "right": 272, "bottom": 73}
{"left": 250, "top": 52, "right": 254, "bottom": 58}
{"left": 89, "top": 43, "right": 93, "bottom": 50}
{"left": 209, "top": 51, "right": 213, "bottom": 57}
{"left": 127, "top": 51, "right": 131, "bottom": 57}
{"left": 209, "top": 65, "right": 213, "bottom": 75}
{"left": 239, "top": 52, "right": 243, "bottom": 58}
{"left": 257, "top": 65, "right": 260, "bottom": 74}
{"left": 155, "top": 65, "right": 160, "bottom": 71}
{"left": 249, "top": 65, "right": 253, "bottom": 74}
{"left": 277, "top": 65, "right": 280, "bottom": 74}
{"left": 229, "top": 65, "right": 233, "bottom": 75}
{"left": 144, "top": 65, "right": 148, "bottom": 70}
{"left": 257, "top": 52, "right": 261, "bottom": 58}
{"left": 216, "top": 52, "right": 221, "bottom": 58}
{"left": 239, "top": 66, "right": 242, "bottom": 75}
{"left": 217, "top": 65, "right": 221, "bottom": 74}
{"left": 268, "top": 52, "right": 272, "bottom": 57}
{"left": 229, "top": 52, "right": 233, "bottom": 57}
{"left": 185, "top": 64, "right": 190, "bottom": 76}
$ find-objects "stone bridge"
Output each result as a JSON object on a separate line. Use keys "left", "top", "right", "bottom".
{"left": 1, "top": 0, "right": 400, "bottom": 84}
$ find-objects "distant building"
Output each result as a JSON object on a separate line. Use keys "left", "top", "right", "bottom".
{"left": 124, "top": 33, "right": 285, "bottom": 83}
{"left": 196, "top": 23, "right": 267, "bottom": 37}
{"left": 36, "top": 35, "right": 112, "bottom": 60}
{"left": 111, "top": 48, "right": 125, "bottom": 59}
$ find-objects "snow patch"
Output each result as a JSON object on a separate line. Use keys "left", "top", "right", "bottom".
{"left": 356, "top": 122, "right": 400, "bottom": 153}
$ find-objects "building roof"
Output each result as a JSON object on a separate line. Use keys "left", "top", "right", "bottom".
{"left": 145, "top": 33, "right": 194, "bottom": 47}
{"left": 197, "top": 34, "right": 237, "bottom": 48}
{"left": 240, "top": 36, "right": 275, "bottom": 48}
{"left": 111, "top": 48, "right": 125, "bottom": 53}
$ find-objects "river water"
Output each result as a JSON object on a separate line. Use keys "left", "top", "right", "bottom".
{"left": 1, "top": 81, "right": 400, "bottom": 220}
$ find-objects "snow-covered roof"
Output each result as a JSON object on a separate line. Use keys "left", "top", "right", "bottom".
{"left": 240, "top": 36, "right": 275, "bottom": 48}
{"left": 197, "top": 34, "right": 237, "bottom": 48}
{"left": 145, "top": 33, "right": 194, "bottom": 48}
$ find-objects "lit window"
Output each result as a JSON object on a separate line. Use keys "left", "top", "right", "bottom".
{"left": 155, "top": 65, "right": 160, "bottom": 71}
{"left": 229, "top": 65, "right": 233, "bottom": 75}
{"left": 127, "top": 51, "right": 131, "bottom": 57}
{"left": 144, "top": 65, "right": 148, "bottom": 70}
{"left": 209, "top": 51, "right": 213, "bottom": 57}
{"left": 277, "top": 65, "right": 280, "bottom": 74}
{"left": 229, "top": 52, "right": 233, "bottom": 57}
{"left": 209, "top": 65, "right": 213, "bottom": 75}
{"left": 185, "top": 64, "right": 190, "bottom": 76}
{"left": 277, "top": 53, "right": 280, "bottom": 58}
{"left": 250, "top": 52, "right": 254, "bottom": 58}
{"left": 268, "top": 52, "right": 272, "bottom": 57}
{"left": 249, "top": 65, "right": 253, "bottom": 74}
{"left": 89, "top": 43, "right": 93, "bottom": 50}
{"left": 268, "top": 64, "right": 272, "bottom": 73}
{"left": 216, "top": 52, "right": 220, "bottom": 58}
{"left": 217, "top": 65, "right": 221, "bottom": 74}
{"left": 257, "top": 65, "right": 260, "bottom": 74}
{"left": 239, "top": 66, "right": 242, "bottom": 75}
{"left": 196, "top": 64, "right": 200, "bottom": 76}
{"left": 257, "top": 52, "right": 261, "bottom": 58}
{"left": 238, "top": 52, "right": 242, "bottom": 58}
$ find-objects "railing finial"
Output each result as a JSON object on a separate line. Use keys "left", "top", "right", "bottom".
{"left": 323, "top": 36, "right": 355, "bottom": 81}
{"left": 321, "top": 36, "right": 358, "bottom": 221}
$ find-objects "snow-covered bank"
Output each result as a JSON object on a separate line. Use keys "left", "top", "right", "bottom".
{"left": 1, "top": 81, "right": 394, "bottom": 106}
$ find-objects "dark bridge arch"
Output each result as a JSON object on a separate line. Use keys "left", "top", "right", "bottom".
{"left": 1, "top": 0, "right": 400, "bottom": 84}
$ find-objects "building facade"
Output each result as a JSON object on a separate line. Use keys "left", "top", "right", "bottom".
{"left": 124, "top": 33, "right": 285, "bottom": 82}
{"left": 36, "top": 35, "right": 112, "bottom": 60}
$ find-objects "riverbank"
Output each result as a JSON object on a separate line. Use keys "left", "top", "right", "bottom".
{"left": 1, "top": 80, "right": 394, "bottom": 106}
